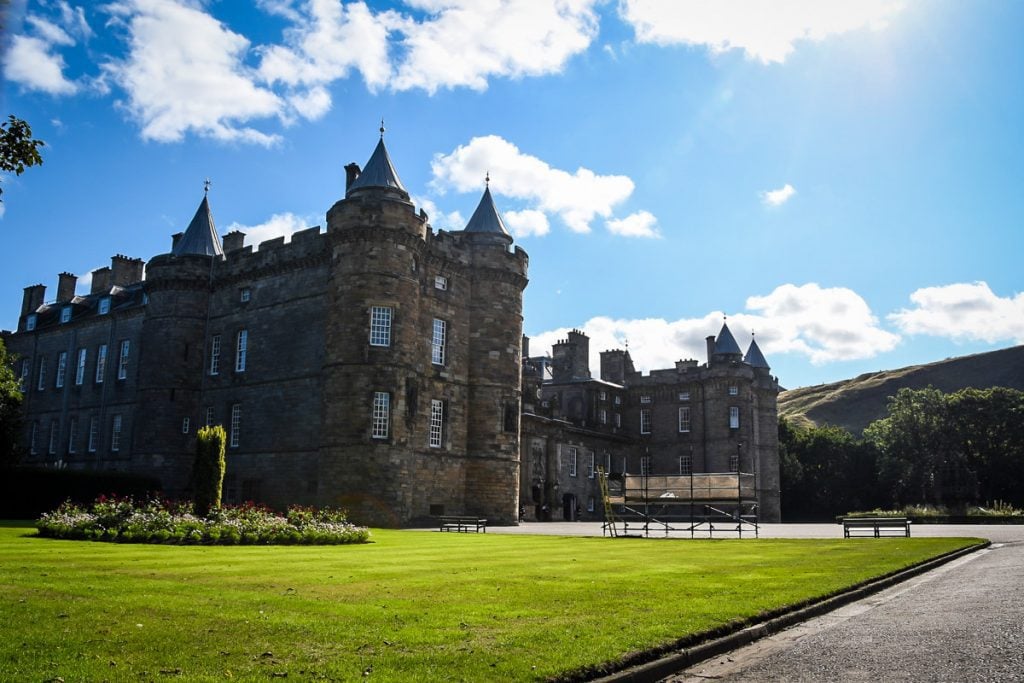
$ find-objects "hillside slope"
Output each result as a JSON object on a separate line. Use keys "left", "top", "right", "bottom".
{"left": 778, "top": 345, "right": 1024, "bottom": 435}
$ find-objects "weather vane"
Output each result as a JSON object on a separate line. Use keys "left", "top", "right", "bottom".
{"left": 204, "top": 178, "right": 211, "bottom": 196}
{"left": 379, "top": 118, "right": 385, "bottom": 138}
{"left": 485, "top": 171, "right": 490, "bottom": 187}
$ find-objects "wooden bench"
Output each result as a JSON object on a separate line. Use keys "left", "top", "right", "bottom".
{"left": 841, "top": 517, "right": 911, "bottom": 538}
{"left": 438, "top": 516, "right": 487, "bottom": 533}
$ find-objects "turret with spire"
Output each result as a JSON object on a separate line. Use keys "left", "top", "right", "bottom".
{"left": 172, "top": 180, "right": 224, "bottom": 258}
{"left": 344, "top": 120, "right": 410, "bottom": 202}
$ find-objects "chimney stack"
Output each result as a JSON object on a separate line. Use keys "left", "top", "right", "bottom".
{"left": 706, "top": 336, "right": 716, "bottom": 365}
{"left": 57, "top": 272, "right": 77, "bottom": 302}
{"left": 90, "top": 266, "right": 112, "bottom": 294}
{"left": 222, "top": 230, "right": 246, "bottom": 252}
{"left": 21, "top": 284, "right": 46, "bottom": 317}
{"left": 345, "top": 163, "right": 361, "bottom": 192}
{"left": 171, "top": 232, "right": 183, "bottom": 251}
{"left": 111, "top": 255, "right": 144, "bottom": 286}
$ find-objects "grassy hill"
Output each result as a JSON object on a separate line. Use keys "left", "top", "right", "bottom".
{"left": 779, "top": 345, "right": 1024, "bottom": 435}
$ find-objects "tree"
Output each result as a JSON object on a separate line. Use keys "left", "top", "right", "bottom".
{"left": 192, "top": 425, "right": 227, "bottom": 517}
{"left": 1, "top": 115, "right": 45, "bottom": 201}
{"left": 947, "top": 387, "right": 1024, "bottom": 507}
{"left": 0, "top": 338, "right": 25, "bottom": 467}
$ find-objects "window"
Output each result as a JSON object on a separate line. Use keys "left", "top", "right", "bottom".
{"left": 729, "top": 453, "right": 739, "bottom": 472}
{"left": 728, "top": 386, "right": 739, "bottom": 396}
{"left": 640, "top": 394, "right": 652, "bottom": 404}
{"left": 98, "top": 297, "right": 111, "bottom": 315}
{"left": 182, "top": 417, "right": 191, "bottom": 434}
{"left": 117, "top": 340, "right": 130, "bottom": 380}
{"left": 678, "top": 391, "right": 690, "bottom": 401}
{"left": 614, "top": 412, "right": 621, "bottom": 428}
{"left": 729, "top": 406, "right": 740, "bottom": 430}
{"left": 434, "top": 275, "right": 448, "bottom": 291}
{"left": 678, "top": 406, "right": 691, "bottom": 433}
{"left": 431, "top": 319, "right": 447, "bottom": 365}
{"left": 599, "top": 409, "right": 607, "bottom": 425}
{"left": 26, "top": 314, "right": 37, "bottom": 331}
{"left": 679, "top": 454, "right": 693, "bottom": 476}
{"left": 75, "top": 348, "right": 87, "bottom": 385}
{"left": 371, "top": 392, "right": 390, "bottom": 439}
{"left": 429, "top": 399, "right": 444, "bottom": 448}
{"left": 235, "top": 330, "right": 248, "bottom": 372}
{"left": 18, "top": 359, "right": 29, "bottom": 392}
{"left": 49, "top": 421, "right": 58, "bottom": 455}
{"left": 110, "top": 414, "right": 122, "bottom": 452}
{"left": 587, "top": 451, "right": 595, "bottom": 479}
{"left": 68, "top": 418, "right": 77, "bottom": 454}
{"left": 95, "top": 345, "right": 107, "bottom": 383}
{"left": 587, "top": 496, "right": 595, "bottom": 513}
{"left": 88, "top": 417, "right": 98, "bottom": 452}
{"left": 640, "top": 408, "right": 651, "bottom": 435}
{"left": 599, "top": 390, "right": 607, "bottom": 401}
{"left": 230, "top": 404, "right": 241, "bottom": 448}
{"left": 60, "top": 306, "right": 72, "bottom": 323}
{"left": 240, "top": 287, "right": 251, "bottom": 303}
{"left": 614, "top": 395, "right": 622, "bottom": 406}
{"left": 369, "top": 306, "right": 392, "bottom": 346}
{"left": 205, "top": 406, "right": 215, "bottom": 427}
{"left": 30, "top": 422, "right": 38, "bottom": 455}
{"left": 56, "top": 351, "right": 67, "bottom": 388}
{"left": 37, "top": 356, "right": 47, "bottom": 391}
{"left": 640, "top": 456, "right": 651, "bottom": 476}
{"left": 568, "top": 446, "right": 578, "bottom": 477}
{"left": 209, "top": 335, "right": 221, "bottom": 375}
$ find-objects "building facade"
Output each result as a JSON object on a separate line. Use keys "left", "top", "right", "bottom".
{"left": 4, "top": 134, "right": 528, "bottom": 527}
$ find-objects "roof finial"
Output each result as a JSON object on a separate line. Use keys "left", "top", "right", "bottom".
{"left": 379, "top": 118, "right": 385, "bottom": 138}
{"left": 204, "top": 178, "right": 211, "bottom": 196}
{"left": 485, "top": 171, "right": 490, "bottom": 187}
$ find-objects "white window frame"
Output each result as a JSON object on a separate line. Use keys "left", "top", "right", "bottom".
{"left": 640, "top": 456, "right": 651, "bottom": 477}
{"left": 60, "top": 306, "right": 72, "bottom": 323}
{"left": 434, "top": 275, "right": 448, "bottom": 291}
{"left": 599, "top": 390, "right": 607, "bottom": 401}
{"left": 678, "top": 406, "right": 691, "bottom": 433}
{"left": 205, "top": 406, "right": 215, "bottom": 427}
{"left": 614, "top": 395, "right": 622, "bottom": 406}
{"left": 599, "top": 408, "right": 607, "bottom": 425}
{"left": 679, "top": 454, "right": 693, "bottom": 476}
{"left": 431, "top": 318, "right": 447, "bottom": 365}
{"left": 87, "top": 417, "right": 98, "bottom": 453}
{"left": 240, "top": 287, "right": 251, "bottom": 303}
{"left": 369, "top": 306, "right": 392, "bottom": 347}
{"left": 568, "top": 446, "right": 578, "bottom": 477}
{"left": 182, "top": 417, "right": 191, "bottom": 434}
{"left": 98, "top": 297, "right": 111, "bottom": 315}
{"left": 235, "top": 330, "right": 248, "bottom": 373}
{"left": 429, "top": 399, "right": 444, "bottom": 448}
{"left": 371, "top": 392, "right": 390, "bottom": 439}
{"left": 640, "top": 408, "right": 651, "bottom": 435}
{"left": 729, "top": 385, "right": 739, "bottom": 396}
{"left": 67, "top": 418, "right": 77, "bottom": 454}
{"left": 729, "top": 406, "right": 740, "bottom": 430}
{"left": 110, "top": 414, "right": 122, "bottom": 452}
{"left": 209, "top": 335, "right": 221, "bottom": 375}
{"left": 587, "top": 451, "right": 595, "bottom": 479}
{"left": 19, "top": 359, "right": 29, "bottom": 392}
{"left": 678, "top": 391, "right": 690, "bottom": 401}
{"left": 55, "top": 351, "right": 67, "bottom": 388}
{"left": 729, "top": 453, "right": 740, "bottom": 472}
{"left": 26, "top": 314, "right": 37, "bottom": 331}
{"left": 640, "top": 394, "right": 652, "bottom": 404}
{"left": 95, "top": 345, "right": 107, "bottom": 384}
{"left": 614, "top": 412, "right": 621, "bottom": 428}
{"left": 75, "top": 348, "right": 87, "bottom": 385}
{"left": 230, "top": 404, "right": 241, "bottom": 448}
{"left": 117, "top": 340, "right": 130, "bottom": 380}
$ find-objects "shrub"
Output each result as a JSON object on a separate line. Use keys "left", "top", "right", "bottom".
{"left": 193, "top": 426, "right": 227, "bottom": 517}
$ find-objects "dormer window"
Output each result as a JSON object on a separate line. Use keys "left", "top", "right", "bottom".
{"left": 60, "top": 306, "right": 72, "bottom": 324}
{"left": 434, "top": 275, "right": 448, "bottom": 291}
{"left": 240, "top": 287, "right": 251, "bottom": 303}
{"left": 26, "top": 314, "right": 37, "bottom": 331}
{"left": 98, "top": 297, "right": 111, "bottom": 315}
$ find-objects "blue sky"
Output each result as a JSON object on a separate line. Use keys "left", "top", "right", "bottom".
{"left": 2, "top": 0, "right": 1022, "bottom": 389}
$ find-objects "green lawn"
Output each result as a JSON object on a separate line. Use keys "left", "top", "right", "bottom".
{"left": 0, "top": 522, "right": 979, "bottom": 682}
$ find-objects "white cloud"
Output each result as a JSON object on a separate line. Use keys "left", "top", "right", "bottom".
{"left": 606, "top": 210, "right": 659, "bottom": 238}
{"left": 25, "top": 16, "right": 75, "bottom": 46}
{"left": 390, "top": 0, "right": 600, "bottom": 93}
{"left": 102, "top": 0, "right": 284, "bottom": 145}
{"left": 413, "top": 196, "right": 466, "bottom": 231}
{"left": 760, "top": 183, "right": 796, "bottom": 207}
{"left": 504, "top": 209, "right": 550, "bottom": 238}
{"left": 3, "top": 34, "right": 79, "bottom": 95}
{"left": 225, "top": 212, "right": 319, "bottom": 249}
{"left": 528, "top": 282, "right": 900, "bottom": 373}
{"left": 888, "top": 282, "right": 1024, "bottom": 344}
{"left": 431, "top": 135, "right": 650, "bottom": 235}
{"left": 620, "top": 0, "right": 907, "bottom": 64}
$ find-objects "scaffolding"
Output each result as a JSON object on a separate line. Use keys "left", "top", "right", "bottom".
{"left": 601, "top": 470, "right": 759, "bottom": 538}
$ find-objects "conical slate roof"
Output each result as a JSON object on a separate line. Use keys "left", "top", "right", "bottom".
{"left": 464, "top": 185, "right": 511, "bottom": 237}
{"left": 172, "top": 195, "right": 224, "bottom": 257}
{"left": 744, "top": 336, "right": 770, "bottom": 369}
{"left": 347, "top": 137, "right": 408, "bottom": 197}
{"left": 714, "top": 321, "right": 743, "bottom": 356}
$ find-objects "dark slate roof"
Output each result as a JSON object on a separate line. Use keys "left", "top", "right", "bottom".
{"left": 714, "top": 322, "right": 743, "bottom": 355}
{"left": 463, "top": 186, "right": 511, "bottom": 237}
{"left": 172, "top": 195, "right": 224, "bottom": 257}
{"left": 347, "top": 137, "right": 408, "bottom": 196}
{"left": 744, "top": 337, "right": 770, "bottom": 369}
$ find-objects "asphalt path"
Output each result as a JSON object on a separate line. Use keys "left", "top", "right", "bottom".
{"left": 483, "top": 522, "right": 1024, "bottom": 682}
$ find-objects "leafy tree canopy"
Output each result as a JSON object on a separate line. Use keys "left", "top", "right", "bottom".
{"left": 1, "top": 115, "right": 45, "bottom": 201}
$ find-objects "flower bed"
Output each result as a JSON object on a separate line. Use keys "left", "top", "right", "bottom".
{"left": 37, "top": 497, "right": 371, "bottom": 545}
